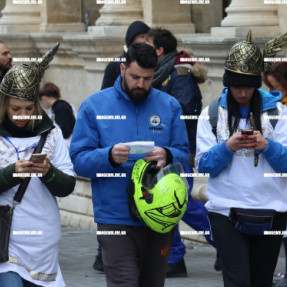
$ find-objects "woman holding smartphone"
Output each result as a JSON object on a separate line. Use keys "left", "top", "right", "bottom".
{"left": 0, "top": 44, "right": 75, "bottom": 287}
{"left": 195, "top": 32, "right": 287, "bottom": 287}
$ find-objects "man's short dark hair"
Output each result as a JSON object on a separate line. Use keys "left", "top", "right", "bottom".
{"left": 125, "top": 43, "right": 157, "bottom": 69}
{"left": 147, "top": 28, "right": 177, "bottom": 55}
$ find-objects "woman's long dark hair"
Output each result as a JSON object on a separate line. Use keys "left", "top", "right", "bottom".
{"left": 227, "top": 88, "right": 262, "bottom": 136}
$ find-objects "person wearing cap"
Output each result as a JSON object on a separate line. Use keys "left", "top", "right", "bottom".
{"left": 0, "top": 44, "right": 75, "bottom": 287}
{"left": 94, "top": 20, "right": 150, "bottom": 272}
{"left": 0, "top": 40, "right": 12, "bottom": 83}
{"left": 195, "top": 31, "right": 287, "bottom": 287}
{"left": 70, "top": 42, "right": 189, "bottom": 287}
{"left": 101, "top": 20, "right": 150, "bottom": 90}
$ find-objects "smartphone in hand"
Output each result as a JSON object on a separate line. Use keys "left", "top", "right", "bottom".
{"left": 241, "top": 129, "right": 253, "bottom": 135}
{"left": 29, "top": 153, "right": 47, "bottom": 163}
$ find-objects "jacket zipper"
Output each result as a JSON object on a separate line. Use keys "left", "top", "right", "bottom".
{"left": 136, "top": 104, "right": 139, "bottom": 137}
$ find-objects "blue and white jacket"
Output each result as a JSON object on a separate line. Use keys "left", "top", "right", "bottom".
{"left": 70, "top": 76, "right": 189, "bottom": 226}
{"left": 195, "top": 88, "right": 287, "bottom": 215}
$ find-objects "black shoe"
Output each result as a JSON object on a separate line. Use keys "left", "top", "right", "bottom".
{"left": 93, "top": 255, "right": 104, "bottom": 272}
{"left": 274, "top": 277, "right": 287, "bottom": 287}
{"left": 214, "top": 251, "right": 222, "bottom": 272}
{"left": 166, "top": 259, "right": 187, "bottom": 278}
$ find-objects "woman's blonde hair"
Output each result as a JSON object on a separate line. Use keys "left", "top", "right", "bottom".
{"left": 0, "top": 93, "right": 43, "bottom": 131}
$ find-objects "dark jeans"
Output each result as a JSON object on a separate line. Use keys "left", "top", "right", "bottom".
{"left": 208, "top": 211, "right": 287, "bottom": 287}
{"left": 97, "top": 223, "right": 175, "bottom": 287}
{"left": 0, "top": 272, "right": 42, "bottom": 287}
{"left": 168, "top": 191, "right": 215, "bottom": 263}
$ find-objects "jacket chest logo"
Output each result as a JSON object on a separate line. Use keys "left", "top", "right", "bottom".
{"left": 148, "top": 115, "right": 167, "bottom": 134}
{"left": 149, "top": 115, "right": 161, "bottom": 127}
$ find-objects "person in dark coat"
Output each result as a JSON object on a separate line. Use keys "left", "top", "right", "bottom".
{"left": 39, "top": 82, "right": 76, "bottom": 148}
{"left": 101, "top": 21, "right": 150, "bottom": 90}
{"left": 146, "top": 27, "right": 216, "bottom": 278}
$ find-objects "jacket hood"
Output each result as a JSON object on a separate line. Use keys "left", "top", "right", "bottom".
{"left": 125, "top": 21, "right": 150, "bottom": 47}
{"left": 219, "top": 87, "right": 282, "bottom": 111}
{"left": 174, "top": 51, "right": 207, "bottom": 84}
{"left": 174, "top": 51, "right": 195, "bottom": 66}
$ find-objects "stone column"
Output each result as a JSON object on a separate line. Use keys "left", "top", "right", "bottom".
{"left": 0, "top": 0, "right": 41, "bottom": 33}
{"left": 142, "top": 0, "right": 195, "bottom": 34}
{"left": 96, "top": 0, "right": 143, "bottom": 26}
{"left": 89, "top": 0, "right": 143, "bottom": 36}
{"left": 211, "top": 0, "right": 280, "bottom": 37}
{"left": 278, "top": 4, "right": 287, "bottom": 57}
{"left": 0, "top": 0, "right": 6, "bottom": 15}
{"left": 0, "top": 0, "right": 84, "bottom": 33}
{"left": 278, "top": 4, "right": 287, "bottom": 34}
{"left": 39, "top": 0, "right": 84, "bottom": 32}
{"left": 90, "top": 0, "right": 195, "bottom": 35}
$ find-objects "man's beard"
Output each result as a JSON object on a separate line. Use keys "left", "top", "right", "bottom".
{"left": 123, "top": 76, "right": 150, "bottom": 104}
{"left": 0, "top": 62, "right": 12, "bottom": 76}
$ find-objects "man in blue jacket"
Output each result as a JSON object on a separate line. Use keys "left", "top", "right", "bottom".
{"left": 70, "top": 43, "right": 189, "bottom": 287}
{"left": 95, "top": 20, "right": 150, "bottom": 272}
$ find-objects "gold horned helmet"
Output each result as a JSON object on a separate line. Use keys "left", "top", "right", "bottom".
{"left": 0, "top": 43, "right": 60, "bottom": 101}
{"left": 224, "top": 31, "right": 287, "bottom": 76}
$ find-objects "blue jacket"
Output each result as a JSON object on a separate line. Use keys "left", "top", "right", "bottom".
{"left": 70, "top": 76, "right": 189, "bottom": 226}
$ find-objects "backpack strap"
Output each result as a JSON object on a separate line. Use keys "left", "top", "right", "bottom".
{"left": 13, "top": 132, "right": 48, "bottom": 204}
{"left": 208, "top": 97, "right": 221, "bottom": 138}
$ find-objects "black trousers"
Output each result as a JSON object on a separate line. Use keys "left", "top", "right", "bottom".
{"left": 97, "top": 223, "right": 175, "bottom": 287}
{"left": 208, "top": 211, "right": 287, "bottom": 287}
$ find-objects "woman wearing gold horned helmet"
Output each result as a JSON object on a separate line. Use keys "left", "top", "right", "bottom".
{"left": 195, "top": 31, "right": 287, "bottom": 287}
{"left": 0, "top": 44, "right": 75, "bottom": 287}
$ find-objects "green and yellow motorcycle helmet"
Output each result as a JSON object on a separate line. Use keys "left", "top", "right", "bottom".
{"left": 127, "top": 159, "right": 189, "bottom": 233}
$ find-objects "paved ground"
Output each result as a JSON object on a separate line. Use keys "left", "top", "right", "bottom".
{"left": 59, "top": 229, "right": 286, "bottom": 287}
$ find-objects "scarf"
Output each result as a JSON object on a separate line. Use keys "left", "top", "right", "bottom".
{"left": 2, "top": 116, "right": 35, "bottom": 137}
{"left": 152, "top": 50, "right": 178, "bottom": 88}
